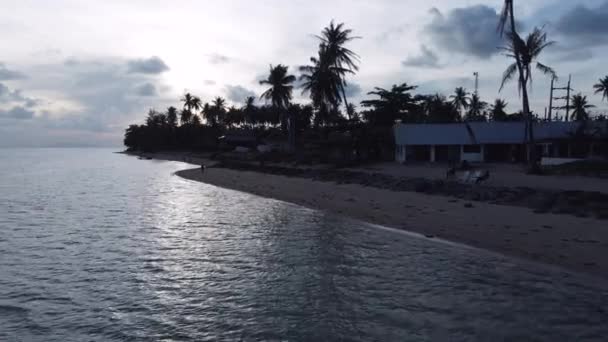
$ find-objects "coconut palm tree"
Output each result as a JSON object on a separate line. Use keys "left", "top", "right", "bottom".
{"left": 450, "top": 87, "right": 470, "bottom": 117}
{"left": 180, "top": 109, "right": 192, "bottom": 125}
{"left": 181, "top": 93, "right": 201, "bottom": 113}
{"left": 299, "top": 50, "right": 351, "bottom": 120}
{"left": 570, "top": 94, "right": 595, "bottom": 121}
{"left": 490, "top": 99, "right": 509, "bottom": 121}
{"left": 259, "top": 64, "right": 296, "bottom": 133}
{"left": 499, "top": 27, "right": 556, "bottom": 92}
{"left": 466, "top": 94, "right": 488, "bottom": 121}
{"left": 204, "top": 97, "right": 226, "bottom": 128}
{"left": 498, "top": 1, "right": 554, "bottom": 171}
{"left": 315, "top": 21, "right": 360, "bottom": 111}
{"left": 593, "top": 76, "right": 608, "bottom": 101}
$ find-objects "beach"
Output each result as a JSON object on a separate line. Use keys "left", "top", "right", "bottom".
{"left": 135, "top": 152, "right": 608, "bottom": 279}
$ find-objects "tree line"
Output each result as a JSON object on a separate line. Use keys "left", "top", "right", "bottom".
{"left": 125, "top": 4, "right": 608, "bottom": 159}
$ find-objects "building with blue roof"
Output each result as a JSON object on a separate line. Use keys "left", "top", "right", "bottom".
{"left": 394, "top": 122, "right": 607, "bottom": 163}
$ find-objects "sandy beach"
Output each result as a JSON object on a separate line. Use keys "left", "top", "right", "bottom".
{"left": 132, "top": 152, "right": 608, "bottom": 279}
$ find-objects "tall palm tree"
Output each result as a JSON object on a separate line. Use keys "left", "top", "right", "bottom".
{"left": 299, "top": 50, "right": 351, "bottom": 118}
{"left": 499, "top": 27, "right": 556, "bottom": 92}
{"left": 570, "top": 94, "right": 595, "bottom": 121}
{"left": 498, "top": 1, "right": 550, "bottom": 170}
{"left": 450, "top": 87, "right": 470, "bottom": 117}
{"left": 593, "top": 76, "right": 608, "bottom": 101}
{"left": 259, "top": 64, "right": 296, "bottom": 134}
{"left": 316, "top": 21, "right": 360, "bottom": 111}
{"left": 490, "top": 99, "right": 509, "bottom": 121}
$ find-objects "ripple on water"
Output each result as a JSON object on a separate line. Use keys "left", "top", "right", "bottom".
{"left": 1, "top": 149, "right": 608, "bottom": 341}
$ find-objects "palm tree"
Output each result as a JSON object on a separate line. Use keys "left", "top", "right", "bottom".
{"left": 490, "top": 99, "right": 509, "bottom": 121}
{"left": 259, "top": 64, "right": 296, "bottom": 135}
{"left": 243, "top": 96, "right": 257, "bottom": 127}
{"left": 570, "top": 94, "right": 595, "bottom": 121}
{"left": 498, "top": 1, "right": 554, "bottom": 171}
{"left": 166, "top": 106, "right": 178, "bottom": 127}
{"left": 360, "top": 83, "right": 419, "bottom": 125}
{"left": 316, "top": 21, "right": 360, "bottom": 111}
{"left": 593, "top": 76, "right": 608, "bottom": 101}
{"left": 180, "top": 109, "right": 192, "bottom": 125}
{"left": 450, "top": 87, "right": 470, "bottom": 117}
{"left": 205, "top": 97, "right": 226, "bottom": 127}
{"left": 467, "top": 94, "right": 488, "bottom": 121}
{"left": 499, "top": 27, "right": 556, "bottom": 92}
{"left": 299, "top": 51, "right": 349, "bottom": 115}
{"left": 181, "top": 93, "right": 202, "bottom": 113}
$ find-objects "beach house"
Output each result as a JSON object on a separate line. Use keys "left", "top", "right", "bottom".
{"left": 394, "top": 121, "right": 607, "bottom": 164}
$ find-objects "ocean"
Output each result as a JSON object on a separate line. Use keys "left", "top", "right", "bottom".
{"left": 1, "top": 148, "right": 607, "bottom": 341}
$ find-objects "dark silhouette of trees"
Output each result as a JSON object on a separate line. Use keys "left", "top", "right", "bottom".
{"left": 260, "top": 64, "right": 296, "bottom": 133}
{"left": 243, "top": 96, "right": 257, "bottom": 127}
{"left": 466, "top": 94, "right": 488, "bottom": 122}
{"left": 360, "top": 83, "right": 419, "bottom": 125}
{"left": 420, "top": 94, "right": 460, "bottom": 123}
{"left": 570, "top": 94, "right": 595, "bottom": 121}
{"left": 315, "top": 21, "right": 360, "bottom": 113}
{"left": 490, "top": 99, "right": 509, "bottom": 121}
{"left": 450, "top": 87, "right": 470, "bottom": 118}
{"left": 166, "top": 106, "right": 178, "bottom": 127}
{"left": 594, "top": 76, "right": 608, "bottom": 102}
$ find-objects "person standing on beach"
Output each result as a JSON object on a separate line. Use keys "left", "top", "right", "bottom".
{"left": 201, "top": 164, "right": 206, "bottom": 174}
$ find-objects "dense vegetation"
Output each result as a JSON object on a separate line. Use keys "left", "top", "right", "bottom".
{"left": 125, "top": 5, "right": 608, "bottom": 162}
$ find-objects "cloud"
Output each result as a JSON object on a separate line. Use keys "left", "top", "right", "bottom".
{"left": 0, "top": 82, "right": 40, "bottom": 106}
{"left": 343, "top": 82, "right": 362, "bottom": 98}
{"left": 425, "top": 5, "right": 504, "bottom": 59}
{"left": 555, "top": 1, "right": 608, "bottom": 44}
{"left": 551, "top": 49, "right": 594, "bottom": 63}
{"left": 204, "top": 80, "right": 216, "bottom": 86}
{"left": 0, "top": 106, "right": 35, "bottom": 120}
{"left": 402, "top": 45, "right": 441, "bottom": 68}
{"left": 225, "top": 85, "right": 256, "bottom": 103}
{"left": 127, "top": 56, "right": 169, "bottom": 74}
{"left": 0, "top": 63, "right": 26, "bottom": 80}
{"left": 134, "top": 83, "right": 157, "bottom": 96}
{"left": 208, "top": 53, "right": 231, "bottom": 64}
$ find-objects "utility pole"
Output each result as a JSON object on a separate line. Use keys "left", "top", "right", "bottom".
{"left": 565, "top": 75, "right": 572, "bottom": 121}
{"left": 548, "top": 76, "right": 555, "bottom": 121}
{"left": 549, "top": 74, "right": 573, "bottom": 122}
{"left": 473, "top": 72, "right": 479, "bottom": 96}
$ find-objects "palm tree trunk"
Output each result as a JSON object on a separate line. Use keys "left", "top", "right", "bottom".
{"left": 340, "top": 84, "right": 351, "bottom": 120}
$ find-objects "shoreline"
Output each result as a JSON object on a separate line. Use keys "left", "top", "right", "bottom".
{"left": 128, "top": 151, "right": 608, "bottom": 279}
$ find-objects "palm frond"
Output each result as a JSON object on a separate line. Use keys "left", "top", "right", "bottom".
{"left": 499, "top": 63, "right": 518, "bottom": 92}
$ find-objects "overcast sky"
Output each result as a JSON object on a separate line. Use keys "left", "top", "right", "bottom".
{"left": 1, "top": 0, "right": 607, "bottom": 147}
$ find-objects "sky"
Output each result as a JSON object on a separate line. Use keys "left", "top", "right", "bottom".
{"left": 1, "top": 0, "right": 607, "bottom": 147}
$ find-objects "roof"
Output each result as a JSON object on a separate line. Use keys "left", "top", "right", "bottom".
{"left": 394, "top": 122, "right": 587, "bottom": 146}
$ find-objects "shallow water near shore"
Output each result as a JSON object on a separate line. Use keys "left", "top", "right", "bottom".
{"left": 1, "top": 148, "right": 608, "bottom": 341}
